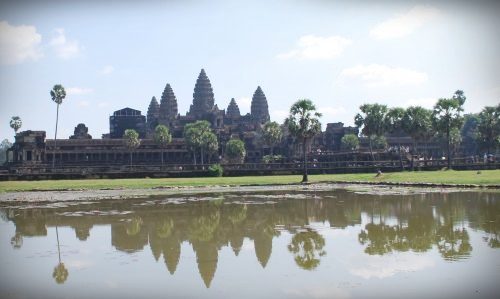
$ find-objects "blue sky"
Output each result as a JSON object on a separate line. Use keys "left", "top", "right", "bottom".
{"left": 1, "top": 0, "right": 499, "bottom": 141}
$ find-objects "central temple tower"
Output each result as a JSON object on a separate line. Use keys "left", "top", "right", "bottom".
{"left": 189, "top": 69, "right": 215, "bottom": 117}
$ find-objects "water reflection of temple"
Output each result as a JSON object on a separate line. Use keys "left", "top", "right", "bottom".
{"left": 2, "top": 190, "right": 499, "bottom": 287}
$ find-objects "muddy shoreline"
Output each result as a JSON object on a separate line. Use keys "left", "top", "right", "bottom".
{"left": 1, "top": 181, "right": 497, "bottom": 203}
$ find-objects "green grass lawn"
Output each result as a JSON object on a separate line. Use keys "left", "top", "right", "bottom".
{"left": 0, "top": 170, "right": 498, "bottom": 192}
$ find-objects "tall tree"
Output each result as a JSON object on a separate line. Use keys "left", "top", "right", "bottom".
{"left": 402, "top": 106, "right": 433, "bottom": 157}
{"left": 354, "top": 103, "right": 388, "bottom": 160}
{"left": 202, "top": 131, "right": 218, "bottom": 164}
{"left": 123, "top": 129, "right": 141, "bottom": 166}
{"left": 153, "top": 124, "right": 172, "bottom": 165}
{"left": 286, "top": 99, "right": 322, "bottom": 183}
{"left": 184, "top": 120, "right": 217, "bottom": 165}
{"left": 225, "top": 139, "right": 246, "bottom": 163}
{"left": 262, "top": 121, "right": 283, "bottom": 155}
{"left": 9, "top": 116, "right": 22, "bottom": 134}
{"left": 432, "top": 90, "right": 466, "bottom": 168}
{"left": 50, "top": 84, "right": 66, "bottom": 168}
{"left": 385, "top": 107, "right": 405, "bottom": 170}
{"left": 477, "top": 104, "right": 500, "bottom": 155}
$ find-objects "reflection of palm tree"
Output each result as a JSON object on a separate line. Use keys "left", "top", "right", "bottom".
{"left": 227, "top": 204, "right": 247, "bottom": 225}
{"left": 188, "top": 210, "right": 220, "bottom": 242}
{"left": 156, "top": 219, "right": 174, "bottom": 239}
{"left": 53, "top": 225, "right": 69, "bottom": 284}
{"left": 288, "top": 230, "right": 326, "bottom": 270}
{"left": 53, "top": 262, "right": 69, "bottom": 284}
{"left": 435, "top": 226, "right": 472, "bottom": 261}
{"left": 126, "top": 217, "right": 143, "bottom": 236}
{"left": 10, "top": 232, "right": 23, "bottom": 249}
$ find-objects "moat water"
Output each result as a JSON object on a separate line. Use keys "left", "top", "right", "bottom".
{"left": 0, "top": 187, "right": 499, "bottom": 299}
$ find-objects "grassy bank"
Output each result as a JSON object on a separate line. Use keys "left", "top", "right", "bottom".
{"left": 0, "top": 169, "right": 498, "bottom": 192}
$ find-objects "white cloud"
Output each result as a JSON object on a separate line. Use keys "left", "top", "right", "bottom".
{"left": 99, "top": 65, "right": 114, "bottom": 75}
{"left": 370, "top": 5, "right": 441, "bottom": 40}
{"left": 0, "top": 21, "right": 43, "bottom": 65}
{"left": 50, "top": 28, "right": 81, "bottom": 59}
{"left": 98, "top": 102, "right": 109, "bottom": 108}
{"left": 339, "top": 64, "right": 428, "bottom": 87}
{"left": 66, "top": 87, "right": 93, "bottom": 96}
{"left": 349, "top": 253, "right": 435, "bottom": 279}
{"left": 278, "top": 35, "right": 352, "bottom": 60}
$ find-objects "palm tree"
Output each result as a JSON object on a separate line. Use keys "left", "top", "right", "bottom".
{"left": 153, "top": 125, "right": 172, "bottom": 165}
{"left": 225, "top": 139, "right": 246, "bottom": 163}
{"left": 286, "top": 99, "right": 322, "bottom": 183}
{"left": 432, "top": 90, "right": 466, "bottom": 169}
{"left": 402, "top": 106, "right": 433, "bottom": 158}
{"left": 50, "top": 85, "right": 66, "bottom": 169}
{"left": 262, "top": 121, "right": 283, "bottom": 155}
{"left": 184, "top": 120, "right": 217, "bottom": 165}
{"left": 354, "top": 103, "right": 388, "bottom": 161}
{"left": 123, "top": 129, "right": 141, "bottom": 166}
{"left": 9, "top": 116, "right": 22, "bottom": 135}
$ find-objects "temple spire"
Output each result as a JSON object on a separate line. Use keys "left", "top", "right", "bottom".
{"left": 226, "top": 98, "right": 241, "bottom": 118}
{"left": 250, "top": 86, "right": 270, "bottom": 124}
{"left": 159, "top": 84, "right": 178, "bottom": 125}
{"left": 189, "top": 68, "right": 215, "bottom": 117}
{"left": 147, "top": 96, "right": 160, "bottom": 131}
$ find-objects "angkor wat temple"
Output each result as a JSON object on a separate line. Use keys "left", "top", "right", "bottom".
{"left": 5, "top": 69, "right": 363, "bottom": 172}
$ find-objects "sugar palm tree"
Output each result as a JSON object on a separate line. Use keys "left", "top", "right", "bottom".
{"left": 123, "top": 129, "right": 141, "bottom": 166}
{"left": 50, "top": 85, "right": 66, "bottom": 168}
{"left": 285, "top": 99, "right": 322, "bottom": 183}
{"left": 262, "top": 121, "right": 283, "bottom": 155}
{"left": 9, "top": 116, "right": 22, "bottom": 135}
{"left": 154, "top": 124, "right": 172, "bottom": 165}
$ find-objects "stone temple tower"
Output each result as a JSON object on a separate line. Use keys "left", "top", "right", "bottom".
{"left": 189, "top": 69, "right": 215, "bottom": 117}
{"left": 146, "top": 96, "right": 160, "bottom": 131}
{"left": 226, "top": 98, "right": 241, "bottom": 118}
{"left": 250, "top": 86, "right": 270, "bottom": 124}
{"left": 159, "top": 83, "right": 178, "bottom": 126}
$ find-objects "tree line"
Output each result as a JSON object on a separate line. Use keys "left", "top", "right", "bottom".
{"left": 352, "top": 90, "right": 499, "bottom": 169}
{"left": 3, "top": 86, "right": 498, "bottom": 181}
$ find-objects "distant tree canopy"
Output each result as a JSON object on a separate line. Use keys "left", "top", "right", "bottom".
{"left": 184, "top": 120, "right": 218, "bottom": 165}
{"left": 477, "top": 104, "right": 500, "bottom": 154}
{"left": 225, "top": 139, "right": 246, "bottom": 163}
{"left": 355, "top": 103, "right": 388, "bottom": 160}
{"left": 341, "top": 134, "right": 359, "bottom": 151}
{"left": 262, "top": 121, "right": 283, "bottom": 155}
{"left": 402, "top": 106, "right": 433, "bottom": 152}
